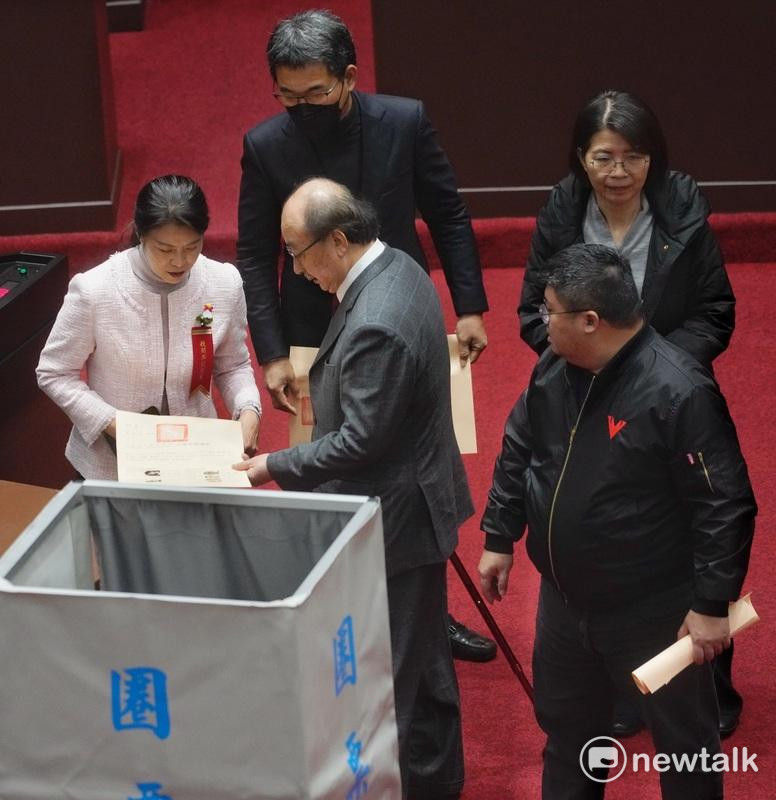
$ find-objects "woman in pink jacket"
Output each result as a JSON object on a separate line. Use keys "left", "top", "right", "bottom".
{"left": 37, "top": 175, "right": 261, "bottom": 479}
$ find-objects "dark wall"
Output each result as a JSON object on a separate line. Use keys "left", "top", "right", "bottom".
{"left": 372, "top": 0, "right": 776, "bottom": 216}
{"left": 0, "top": 0, "right": 121, "bottom": 234}
{"left": 106, "top": 0, "right": 146, "bottom": 32}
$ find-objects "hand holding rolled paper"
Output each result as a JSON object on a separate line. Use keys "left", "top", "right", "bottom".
{"left": 632, "top": 594, "right": 759, "bottom": 695}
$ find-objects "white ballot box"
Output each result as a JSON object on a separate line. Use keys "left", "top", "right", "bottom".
{"left": 0, "top": 481, "right": 400, "bottom": 800}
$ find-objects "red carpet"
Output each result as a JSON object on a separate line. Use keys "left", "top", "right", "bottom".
{"left": 3, "top": 2, "right": 774, "bottom": 797}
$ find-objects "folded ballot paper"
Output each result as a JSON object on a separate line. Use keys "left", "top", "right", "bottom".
{"left": 632, "top": 594, "right": 759, "bottom": 694}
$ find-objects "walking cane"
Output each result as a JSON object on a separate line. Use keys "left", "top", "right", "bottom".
{"left": 450, "top": 550, "right": 534, "bottom": 703}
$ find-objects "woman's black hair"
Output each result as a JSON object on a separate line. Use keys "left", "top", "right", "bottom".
{"left": 569, "top": 90, "right": 669, "bottom": 189}
{"left": 133, "top": 174, "right": 209, "bottom": 239}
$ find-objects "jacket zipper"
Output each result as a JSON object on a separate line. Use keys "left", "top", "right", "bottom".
{"left": 547, "top": 375, "right": 596, "bottom": 602}
{"left": 697, "top": 451, "right": 714, "bottom": 492}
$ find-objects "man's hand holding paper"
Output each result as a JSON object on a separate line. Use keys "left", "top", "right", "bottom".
{"left": 233, "top": 453, "right": 272, "bottom": 485}
{"left": 632, "top": 595, "right": 758, "bottom": 695}
{"left": 263, "top": 358, "right": 299, "bottom": 414}
{"left": 455, "top": 313, "right": 488, "bottom": 366}
{"left": 678, "top": 609, "right": 731, "bottom": 665}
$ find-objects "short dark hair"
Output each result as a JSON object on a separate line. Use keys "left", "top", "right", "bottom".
{"left": 301, "top": 179, "right": 379, "bottom": 245}
{"left": 544, "top": 243, "right": 642, "bottom": 327}
{"left": 133, "top": 175, "right": 209, "bottom": 238}
{"left": 267, "top": 10, "right": 356, "bottom": 79}
{"left": 569, "top": 90, "right": 669, "bottom": 190}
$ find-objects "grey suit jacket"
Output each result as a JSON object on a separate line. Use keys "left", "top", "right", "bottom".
{"left": 267, "top": 246, "right": 474, "bottom": 576}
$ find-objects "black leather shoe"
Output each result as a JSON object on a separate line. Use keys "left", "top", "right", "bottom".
{"left": 448, "top": 614, "right": 497, "bottom": 662}
{"left": 611, "top": 716, "right": 645, "bottom": 738}
{"left": 719, "top": 711, "right": 740, "bottom": 738}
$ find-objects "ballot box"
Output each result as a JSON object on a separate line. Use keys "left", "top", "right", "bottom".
{"left": 0, "top": 481, "right": 400, "bottom": 800}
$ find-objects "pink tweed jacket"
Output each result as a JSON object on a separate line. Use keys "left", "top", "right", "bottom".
{"left": 37, "top": 249, "right": 260, "bottom": 479}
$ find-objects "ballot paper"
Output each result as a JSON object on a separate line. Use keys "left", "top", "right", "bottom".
{"left": 116, "top": 410, "right": 251, "bottom": 487}
{"left": 631, "top": 594, "right": 759, "bottom": 695}
{"left": 288, "top": 337, "right": 478, "bottom": 453}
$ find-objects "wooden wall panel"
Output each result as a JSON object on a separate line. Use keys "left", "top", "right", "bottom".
{"left": 0, "top": 0, "right": 121, "bottom": 234}
{"left": 372, "top": 0, "right": 776, "bottom": 216}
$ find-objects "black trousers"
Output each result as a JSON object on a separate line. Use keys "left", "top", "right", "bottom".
{"left": 713, "top": 642, "right": 742, "bottom": 718}
{"left": 386, "top": 562, "right": 463, "bottom": 799}
{"left": 533, "top": 578, "right": 722, "bottom": 800}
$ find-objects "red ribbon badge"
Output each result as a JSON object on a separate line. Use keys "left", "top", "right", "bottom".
{"left": 607, "top": 415, "right": 627, "bottom": 440}
{"left": 190, "top": 326, "right": 213, "bottom": 396}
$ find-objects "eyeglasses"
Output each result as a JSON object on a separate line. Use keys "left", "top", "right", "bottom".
{"left": 538, "top": 302, "right": 587, "bottom": 325}
{"left": 272, "top": 79, "right": 341, "bottom": 106}
{"left": 285, "top": 234, "right": 326, "bottom": 260}
{"left": 587, "top": 154, "right": 650, "bottom": 174}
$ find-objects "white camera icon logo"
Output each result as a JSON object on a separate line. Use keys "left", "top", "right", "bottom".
{"left": 580, "top": 736, "right": 627, "bottom": 782}
{"left": 588, "top": 746, "right": 619, "bottom": 770}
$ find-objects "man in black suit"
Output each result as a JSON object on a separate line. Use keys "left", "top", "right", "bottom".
{"left": 238, "top": 178, "right": 474, "bottom": 798}
{"left": 237, "top": 9, "right": 495, "bottom": 662}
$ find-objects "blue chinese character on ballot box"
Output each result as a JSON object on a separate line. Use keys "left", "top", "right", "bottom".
{"left": 333, "top": 615, "right": 357, "bottom": 696}
{"left": 112, "top": 666, "right": 171, "bottom": 740}
{"left": 129, "top": 782, "right": 172, "bottom": 800}
{"left": 345, "top": 731, "right": 371, "bottom": 799}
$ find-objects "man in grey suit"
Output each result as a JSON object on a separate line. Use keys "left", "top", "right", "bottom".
{"left": 236, "top": 178, "right": 472, "bottom": 799}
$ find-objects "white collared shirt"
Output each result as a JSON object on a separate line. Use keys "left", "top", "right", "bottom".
{"left": 337, "top": 239, "right": 386, "bottom": 303}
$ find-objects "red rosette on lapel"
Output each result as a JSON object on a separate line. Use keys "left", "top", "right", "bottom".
{"left": 190, "top": 303, "right": 214, "bottom": 396}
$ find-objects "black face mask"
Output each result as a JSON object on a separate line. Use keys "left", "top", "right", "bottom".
{"left": 287, "top": 101, "right": 343, "bottom": 141}
{"left": 286, "top": 87, "right": 345, "bottom": 141}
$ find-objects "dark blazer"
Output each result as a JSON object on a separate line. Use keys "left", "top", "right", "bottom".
{"left": 518, "top": 172, "right": 735, "bottom": 367}
{"left": 237, "top": 91, "right": 488, "bottom": 363}
{"left": 267, "top": 246, "right": 474, "bottom": 577}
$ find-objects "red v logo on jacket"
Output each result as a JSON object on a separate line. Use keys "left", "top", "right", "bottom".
{"left": 608, "top": 415, "right": 627, "bottom": 439}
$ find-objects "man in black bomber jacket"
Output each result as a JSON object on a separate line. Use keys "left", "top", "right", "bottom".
{"left": 479, "top": 243, "right": 756, "bottom": 799}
